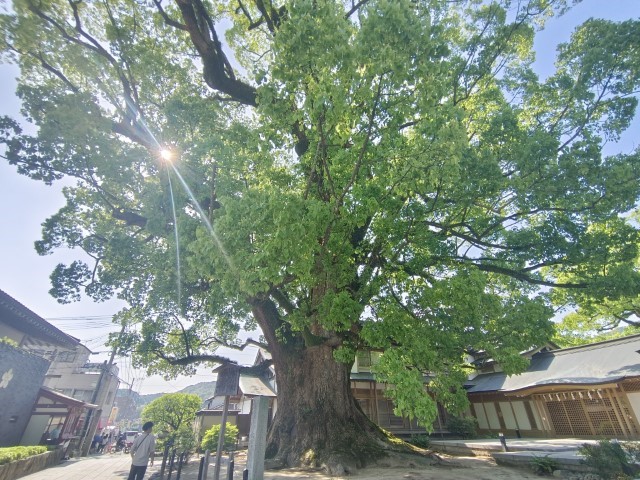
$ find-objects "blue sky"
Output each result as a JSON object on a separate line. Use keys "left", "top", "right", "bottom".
{"left": 0, "top": 0, "right": 638, "bottom": 393}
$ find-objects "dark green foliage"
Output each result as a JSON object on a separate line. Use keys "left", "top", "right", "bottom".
{"left": 530, "top": 455, "right": 559, "bottom": 476}
{"left": 446, "top": 417, "right": 478, "bottom": 439}
{"left": 578, "top": 440, "right": 640, "bottom": 479}
{"left": 408, "top": 435, "right": 431, "bottom": 449}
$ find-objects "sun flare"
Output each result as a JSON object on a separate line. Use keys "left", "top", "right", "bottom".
{"left": 160, "top": 148, "right": 174, "bottom": 162}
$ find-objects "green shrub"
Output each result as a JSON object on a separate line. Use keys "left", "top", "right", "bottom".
{"left": 201, "top": 423, "right": 239, "bottom": 452}
{"left": 578, "top": 440, "right": 639, "bottom": 479}
{"left": 446, "top": 416, "right": 478, "bottom": 439}
{"left": 0, "top": 446, "right": 48, "bottom": 465}
{"left": 530, "top": 455, "right": 559, "bottom": 475}
{"left": 407, "top": 434, "right": 430, "bottom": 449}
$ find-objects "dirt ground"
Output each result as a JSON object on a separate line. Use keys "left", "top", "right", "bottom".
{"left": 261, "top": 455, "right": 541, "bottom": 480}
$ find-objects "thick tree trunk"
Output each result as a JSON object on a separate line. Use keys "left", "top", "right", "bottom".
{"left": 265, "top": 343, "right": 389, "bottom": 475}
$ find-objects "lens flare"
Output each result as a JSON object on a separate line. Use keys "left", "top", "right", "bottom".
{"left": 160, "top": 148, "right": 174, "bottom": 162}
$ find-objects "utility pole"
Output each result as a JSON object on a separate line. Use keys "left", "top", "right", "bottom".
{"left": 79, "top": 323, "right": 125, "bottom": 456}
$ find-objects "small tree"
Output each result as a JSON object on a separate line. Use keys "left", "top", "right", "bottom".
{"left": 446, "top": 416, "right": 478, "bottom": 439}
{"left": 578, "top": 440, "right": 631, "bottom": 479}
{"left": 201, "top": 423, "right": 239, "bottom": 452}
{"left": 141, "top": 393, "right": 201, "bottom": 451}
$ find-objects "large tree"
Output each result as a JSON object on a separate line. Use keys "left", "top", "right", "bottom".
{"left": 2, "top": 0, "right": 640, "bottom": 472}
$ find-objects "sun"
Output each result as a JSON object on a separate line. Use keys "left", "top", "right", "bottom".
{"left": 160, "top": 148, "right": 174, "bottom": 162}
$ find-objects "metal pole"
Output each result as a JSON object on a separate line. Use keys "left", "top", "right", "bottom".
{"left": 499, "top": 432, "right": 508, "bottom": 452}
{"left": 202, "top": 449, "right": 211, "bottom": 480}
{"left": 197, "top": 456, "right": 205, "bottom": 480}
{"left": 213, "top": 396, "right": 230, "bottom": 480}
{"left": 80, "top": 324, "right": 125, "bottom": 455}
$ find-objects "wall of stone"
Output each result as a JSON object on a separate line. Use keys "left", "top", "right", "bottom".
{"left": 0, "top": 343, "right": 50, "bottom": 447}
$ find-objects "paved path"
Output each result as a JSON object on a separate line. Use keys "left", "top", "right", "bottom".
{"left": 20, "top": 453, "right": 159, "bottom": 480}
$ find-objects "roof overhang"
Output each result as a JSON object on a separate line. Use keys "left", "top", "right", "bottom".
{"left": 40, "top": 387, "right": 98, "bottom": 409}
{"left": 0, "top": 290, "right": 79, "bottom": 348}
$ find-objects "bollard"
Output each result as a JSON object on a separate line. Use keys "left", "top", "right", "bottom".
{"left": 515, "top": 429, "right": 521, "bottom": 439}
{"left": 227, "top": 458, "right": 234, "bottom": 480}
{"left": 197, "top": 456, "right": 205, "bottom": 480}
{"left": 242, "top": 469, "right": 248, "bottom": 480}
{"left": 498, "top": 433, "right": 508, "bottom": 452}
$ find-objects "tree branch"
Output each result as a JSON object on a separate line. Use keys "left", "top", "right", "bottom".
{"left": 175, "top": 0, "right": 257, "bottom": 106}
{"left": 153, "top": 0, "right": 188, "bottom": 30}
{"left": 345, "top": 0, "right": 371, "bottom": 19}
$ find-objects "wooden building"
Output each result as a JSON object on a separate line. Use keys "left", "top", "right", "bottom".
{"left": 466, "top": 335, "right": 640, "bottom": 439}
{"left": 350, "top": 351, "right": 450, "bottom": 437}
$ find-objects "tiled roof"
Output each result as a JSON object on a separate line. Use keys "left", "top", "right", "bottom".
{"left": 467, "top": 334, "right": 640, "bottom": 394}
{"left": 0, "top": 289, "right": 79, "bottom": 348}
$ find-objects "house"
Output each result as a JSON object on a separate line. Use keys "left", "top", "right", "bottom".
{"left": 466, "top": 334, "right": 640, "bottom": 439}
{"left": 0, "top": 340, "right": 51, "bottom": 447}
{"left": 0, "top": 289, "right": 118, "bottom": 449}
{"left": 194, "top": 356, "right": 277, "bottom": 444}
{"left": 194, "top": 384, "right": 246, "bottom": 442}
{"left": 350, "top": 350, "right": 450, "bottom": 437}
{"left": 42, "top": 348, "right": 119, "bottom": 432}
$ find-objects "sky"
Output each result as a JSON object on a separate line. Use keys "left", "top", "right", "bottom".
{"left": 0, "top": 0, "right": 639, "bottom": 394}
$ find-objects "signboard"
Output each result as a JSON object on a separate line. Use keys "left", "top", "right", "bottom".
{"left": 214, "top": 364, "right": 240, "bottom": 397}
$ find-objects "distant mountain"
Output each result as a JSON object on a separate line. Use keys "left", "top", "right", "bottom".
{"left": 115, "top": 381, "right": 217, "bottom": 423}
{"left": 117, "top": 380, "right": 217, "bottom": 407}
{"left": 179, "top": 381, "right": 217, "bottom": 401}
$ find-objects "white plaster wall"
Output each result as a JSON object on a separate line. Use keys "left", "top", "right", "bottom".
{"left": 511, "top": 401, "right": 532, "bottom": 430}
{"left": 530, "top": 400, "right": 544, "bottom": 430}
{"left": 20, "top": 415, "right": 49, "bottom": 446}
{"left": 499, "top": 402, "right": 517, "bottom": 430}
{"left": 485, "top": 402, "right": 501, "bottom": 430}
{"left": 626, "top": 392, "right": 640, "bottom": 425}
{"left": 473, "top": 403, "right": 489, "bottom": 429}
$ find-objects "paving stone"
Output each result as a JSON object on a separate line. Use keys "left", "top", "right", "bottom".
{"left": 18, "top": 452, "right": 159, "bottom": 480}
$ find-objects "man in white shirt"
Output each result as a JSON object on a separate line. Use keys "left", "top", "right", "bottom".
{"left": 127, "top": 421, "right": 155, "bottom": 480}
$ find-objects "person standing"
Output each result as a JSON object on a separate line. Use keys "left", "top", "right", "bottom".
{"left": 128, "top": 422, "right": 155, "bottom": 480}
{"left": 49, "top": 424, "right": 62, "bottom": 445}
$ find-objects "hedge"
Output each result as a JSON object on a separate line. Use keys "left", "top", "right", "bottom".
{"left": 0, "top": 446, "right": 48, "bottom": 465}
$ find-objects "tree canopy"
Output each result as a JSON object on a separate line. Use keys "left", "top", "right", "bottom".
{"left": 141, "top": 392, "right": 201, "bottom": 449}
{"left": 2, "top": 0, "right": 640, "bottom": 468}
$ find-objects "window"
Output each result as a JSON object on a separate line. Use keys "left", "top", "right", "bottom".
{"left": 357, "top": 351, "right": 372, "bottom": 372}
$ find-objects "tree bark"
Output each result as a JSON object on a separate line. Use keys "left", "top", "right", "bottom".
{"left": 249, "top": 297, "right": 394, "bottom": 474}
{"left": 265, "top": 343, "right": 389, "bottom": 475}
